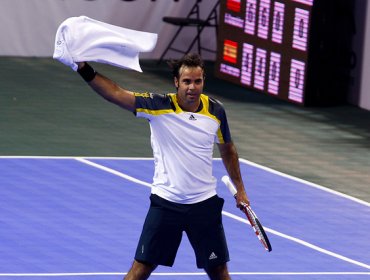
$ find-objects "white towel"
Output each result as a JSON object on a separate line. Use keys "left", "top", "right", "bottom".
{"left": 53, "top": 16, "right": 158, "bottom": 72}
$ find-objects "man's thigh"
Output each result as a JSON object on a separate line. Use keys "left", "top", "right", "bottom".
{"left": 134, "top": 195, "right": 184, "bottom": 266}
{"left": 186, "top": 196, "right": 230, "bottom": 269}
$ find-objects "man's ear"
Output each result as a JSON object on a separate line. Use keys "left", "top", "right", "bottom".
{"left": 174, "top": 77, "right": 179, "bottom": 89}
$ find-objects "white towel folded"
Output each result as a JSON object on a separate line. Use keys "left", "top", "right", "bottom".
{"left": 53, "top": 16, "right": 158, "bottom": 72}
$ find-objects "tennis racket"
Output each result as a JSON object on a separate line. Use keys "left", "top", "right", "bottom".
{"left": 222, "top": 175, "right": 272, "bottom": 252}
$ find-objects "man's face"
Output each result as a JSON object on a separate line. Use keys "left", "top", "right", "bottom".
{"left": 174, "top": 66, "right": 204, "bottom": 111}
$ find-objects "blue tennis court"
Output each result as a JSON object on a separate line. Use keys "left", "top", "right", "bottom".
{"left": 0, "top": 157, "right": 369, "bottom": 279}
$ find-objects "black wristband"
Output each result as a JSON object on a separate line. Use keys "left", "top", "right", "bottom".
{"left": 77, "top": 63, "right": 97, "bottom": 82}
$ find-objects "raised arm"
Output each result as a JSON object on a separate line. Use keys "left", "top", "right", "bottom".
{"left": 77, "top": 62, "right": 136, "bottom": 112}
{"left": 218, "top": 142, "right": 250, "bottom": 208}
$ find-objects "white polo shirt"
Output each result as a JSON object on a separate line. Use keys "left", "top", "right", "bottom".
{"left": 135, "top": 93, "right": 231, "bottom": 204}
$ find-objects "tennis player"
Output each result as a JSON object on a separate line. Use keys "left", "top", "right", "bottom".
{"left": 76, "top": 53, "right": 249, "bottom": 280}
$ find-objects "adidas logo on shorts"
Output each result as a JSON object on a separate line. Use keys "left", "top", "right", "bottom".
{"left": 209, "top": 252, "right": 218, "bottom": 260}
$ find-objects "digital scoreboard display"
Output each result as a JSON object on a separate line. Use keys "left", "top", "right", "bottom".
{"left": 215, "top": 0, "right": 316, "bottom": 105}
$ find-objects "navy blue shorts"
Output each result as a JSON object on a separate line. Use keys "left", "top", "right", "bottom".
{"left": 134, "top": 194, "right": 230, "bottom": 269}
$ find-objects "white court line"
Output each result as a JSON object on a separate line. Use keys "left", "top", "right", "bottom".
{"left": 75, "top": 157, "right": 152, "bottom": 188}
{"left": 1, "top": 156, "right": 369, "bottom": 206}
{"left": 0, "top": 156, "right": 154, "bottom": 161}
{"left": 74, "top": 158, "right": 370, "bottom": 270}
{"left": 221, "top": 211, "right": 370, "bottom": 269}
{"left": 0, "top": 272, "right": 369, "bottom": 277}
{"left": 237, "top": 158, "right": 370, "bottom": 207}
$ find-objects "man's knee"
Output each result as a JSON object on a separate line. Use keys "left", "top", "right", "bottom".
{"left": 205, "top": 263, "right": 231, "bottom": 280}
{"left": 124, "top": 260, "right": 157, "bottom": 280}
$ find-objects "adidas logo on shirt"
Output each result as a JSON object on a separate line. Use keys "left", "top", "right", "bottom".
{"left": 189, "top": 114, "right": 197, "bottom": 121}
{"left": 209, "top": 252, "right": 218, "bottom": 260}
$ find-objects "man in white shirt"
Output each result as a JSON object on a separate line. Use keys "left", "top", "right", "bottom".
{"left": 76, "top": 53, "right": 249, "bottom": 280}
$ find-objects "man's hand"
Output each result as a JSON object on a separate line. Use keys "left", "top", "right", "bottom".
{"left": 236, "top": 188, "right": 250, "bottom": 209}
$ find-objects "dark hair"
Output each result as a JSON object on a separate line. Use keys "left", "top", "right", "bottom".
{"left": 168, "top": 53, "right": 205, "bottom": 79}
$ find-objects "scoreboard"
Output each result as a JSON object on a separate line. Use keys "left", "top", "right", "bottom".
{"left": 215, "top": 0, "right": 354, "bottom": 106}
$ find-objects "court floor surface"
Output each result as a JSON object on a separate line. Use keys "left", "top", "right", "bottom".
{"left": 0, "top": 156, "right": 369, "bottom": 279}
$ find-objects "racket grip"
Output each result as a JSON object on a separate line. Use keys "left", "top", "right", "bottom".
{"left": 222, "top": 175, "right": 237, "bottom": 197}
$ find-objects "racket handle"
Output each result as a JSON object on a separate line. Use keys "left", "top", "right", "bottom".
{"left": 222, "top": 175, "right": 237, "bottom": 197}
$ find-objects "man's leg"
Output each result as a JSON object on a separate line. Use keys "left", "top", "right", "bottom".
{"left": 124, "top": 260, "right": 157, "bottom": 280}
{"left": 205, "top": 263, "right": 231, "bottom": 280}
